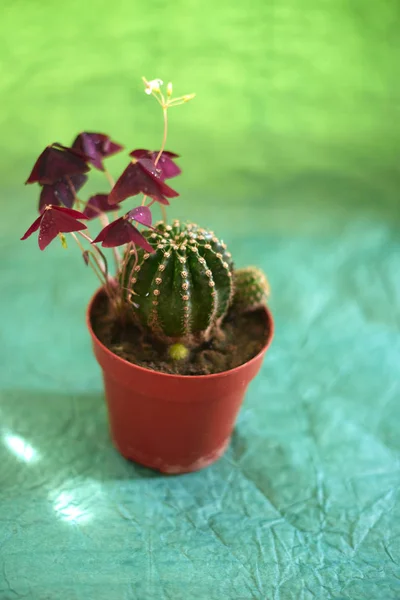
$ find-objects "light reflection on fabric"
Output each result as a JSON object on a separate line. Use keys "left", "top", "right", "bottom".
{"left": 53, "top": 491, "right": 92, "bottom": 523}
{"left": 3, "top": 433, "right": 38, "bottom": 463}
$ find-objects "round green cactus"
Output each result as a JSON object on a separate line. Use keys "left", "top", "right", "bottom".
{"left": 233, "top": 267, "right": 270, "bottom": 312}
{"left": 120, "top": 220, "right": 234, "bottom": 343}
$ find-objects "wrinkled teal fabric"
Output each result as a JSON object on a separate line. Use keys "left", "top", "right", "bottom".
{"left": 1, "top": 1, "right": 400, "bottom": 598}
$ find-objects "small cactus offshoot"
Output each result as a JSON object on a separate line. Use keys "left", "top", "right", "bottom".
{"left": 168, "top": 343, "right": 189, "bottom": 361}
{"left": 233, "top": 267, "right": 270, "bottom": 312}
{"left": 121, "top": 220, "right": 234, "bottom": 343}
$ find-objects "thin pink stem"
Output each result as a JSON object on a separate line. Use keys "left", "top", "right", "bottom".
{"left": 154, "top": 107, "right": 168, "bottom": 167}
{"left": 66, "top": 175, "right": 87, "bottom": 219}
{"left": 104, "top": 168, "right": 115, "bottom": 188}
{"left": 102, "top": 168, "right": 121, "bottom": 268}
{"left": 68, "top": 173, "right": 121, "bottom": 271}
{"left": 70, "top": 233, "right": 106, "bottom": 287}
{"left": 77, "top": 231, "right": 109, "bottom": 280}
{"left": 97, "top": 213, "right": 121, "bottom": 269}
{"left": 154, "top": 107, "right": 168, "bottom": 224}
{"left": 120, "top": 243, "right": 135, "bottom": 292}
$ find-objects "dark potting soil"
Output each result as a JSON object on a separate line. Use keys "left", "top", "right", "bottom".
{"left": 92, "top": 295, "right": 270, "bottom": 376}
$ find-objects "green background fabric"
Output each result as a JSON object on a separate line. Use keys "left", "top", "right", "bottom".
{"left": 1, "top": 1, "right": 399, "bottom": 598}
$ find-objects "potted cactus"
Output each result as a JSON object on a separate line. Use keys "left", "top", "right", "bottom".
{"left": 21, "top": 78, "right": 274, "bottom": 473}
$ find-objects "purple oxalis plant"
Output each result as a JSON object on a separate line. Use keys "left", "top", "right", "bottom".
{"left": 21, "top": 78, "right": 195, "bottom": 301}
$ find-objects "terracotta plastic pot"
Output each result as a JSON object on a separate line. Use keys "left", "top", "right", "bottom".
{"left": 87, "top": 288, "right": 274, "bottom": 474}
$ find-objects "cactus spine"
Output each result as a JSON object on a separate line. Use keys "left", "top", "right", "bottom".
{"left": 233, "top": 267, "right": 270, "bottom": 312}
{"left": 121, "top": 220, "right": 234, "bottom": 343}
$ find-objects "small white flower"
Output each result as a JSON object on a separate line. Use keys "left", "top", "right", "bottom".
{"left": 143, "top": 78, "right": 163, "bottom": 95}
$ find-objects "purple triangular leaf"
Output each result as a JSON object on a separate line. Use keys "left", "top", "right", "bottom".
{"left": 72, "top": 132, "right": 124, "bottom": 171}
{"left": 92, "top": 217, "right": 154, "bottom": 251}
{"left": 38, "top": 208, "right": 87, "bottom": 250}
{"left": 39, "top": 173, "right": 88, "bottom": 213}
{"left": 129, "top": 149, "right": 181, "bottom": 180}
{"left": 26, "top": 144, "right": 90, "bottom": 185}
{"left": 83, "top": 194, "right": 120, "bottom": 220}
{"left": 52, "top": 205, "right": 88, "bottom": 220}
{"left": 21, "top": 215, "right": 42, "bottom": 241}
{"left": 128, "top": 225, "right": 155, "bottom": 253}
{"left": 127, "top": 205, "right": 152, "bottom": 227}
{"left": 108, "top": 160, "right": 178, "bottom": 205}
{"left": 39, "top": 185, "right": 60, "bottom": 213}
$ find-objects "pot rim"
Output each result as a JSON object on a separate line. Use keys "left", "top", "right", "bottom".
{"left": 86, "top": 286, "right": 274, "bottom": 381}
